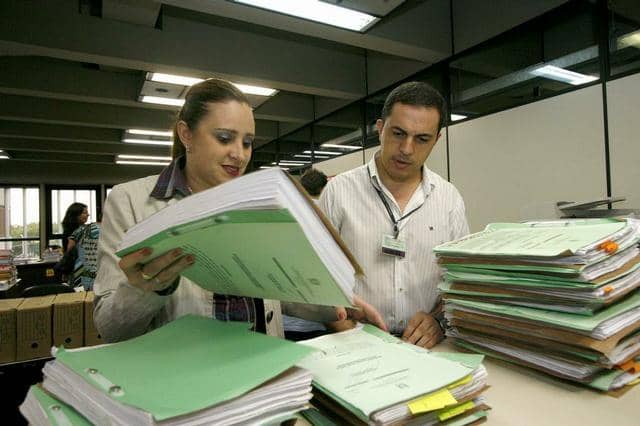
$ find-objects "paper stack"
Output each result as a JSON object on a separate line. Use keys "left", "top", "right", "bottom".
{"left": 0, "top": 248, "right": 17, "bottom": 291}
{"left": 297, "top": 325, "right": 491, "bottom": 425}
{"left": 435, "top": 218, "right": 640, "bottom": 393}
{"left": 20, "top": 315, "right": 316, "bottom": 425}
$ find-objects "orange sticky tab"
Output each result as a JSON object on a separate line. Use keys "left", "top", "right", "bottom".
{"left": 598, "top": 240, "right": 612, "bottom": 250}
{"left": 604, "top": 242, "right": 619, "bottom": 254}
{"left": 603, "top": 286, "right": 614, "bottom": 294}
{"left": 617, "top": 360, "right": 640, "bottom": 374}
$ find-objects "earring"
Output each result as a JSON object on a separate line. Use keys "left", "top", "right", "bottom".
{"left": 185, "top": 145, "right": 192, "bottom": 153}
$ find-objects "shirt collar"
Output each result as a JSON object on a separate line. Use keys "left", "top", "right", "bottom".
{"left": 366, "top": 151, "right": 434, "bottom": 197}
{"left": 150, "top": 156, "right": 192, "bottom": 200}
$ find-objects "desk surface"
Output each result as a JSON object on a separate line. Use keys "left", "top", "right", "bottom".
{"left": 434, "top": 342, "right": 638, "bottom": 426}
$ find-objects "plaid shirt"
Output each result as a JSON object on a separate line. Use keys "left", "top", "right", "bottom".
{"left": 150, "top": 156, "right": 263, "bottom": 330}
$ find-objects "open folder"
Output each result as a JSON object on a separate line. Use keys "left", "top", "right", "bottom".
{"left": 296, "top": 325, "right": 490, "bottom": 425}
{"left": 38, "top": 315, "right": 315, "bottom": 426}
{"left": 116, "top": 167, "right": 361, "bottom": 307}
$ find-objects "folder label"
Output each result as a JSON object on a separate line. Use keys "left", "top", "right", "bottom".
{"left": 407, "top": 388, "right": 457, "bottom": 414}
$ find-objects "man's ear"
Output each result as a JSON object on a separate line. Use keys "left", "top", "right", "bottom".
{"left": 376, "top": 119, "right": 384, "bottom": 143}
{"left": 176, "top": 120, "right": 192, "bottom": 149}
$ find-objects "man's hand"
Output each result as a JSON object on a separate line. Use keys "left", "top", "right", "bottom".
{"left": 332, "top": 295, "right": 388, "bottom": 332}
{"left": 401, "top": 311, "right": 443, "bottom": 348}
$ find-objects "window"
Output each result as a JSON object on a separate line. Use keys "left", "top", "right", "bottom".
{"left": 47, "top": 186, "right": 100, "bottom": 248}
{"left": 0, "top": 186, "right": 40, "bottom": 260}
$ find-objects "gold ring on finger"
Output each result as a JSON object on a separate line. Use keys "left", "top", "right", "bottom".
{"left": 141, "top": 272, "right": 153, "bottom": 281}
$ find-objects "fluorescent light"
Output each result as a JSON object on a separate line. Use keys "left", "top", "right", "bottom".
{"left": 294, "top": 154, "right": 330, "bottom": 159}
{"left": 233, "top": 83, "right": 277, "bottom": 96}
{"left": 530, "top": 65, "right": 598, "bottom": 86}
{"left": 618, "top": 30, "right": 640, "bottom": 49}
{"left": 280, "top": 161, "right": 310, "bottom": 165}
{"left": 117, "top": 155, "right": 172, "bottom": 161}
{"left": 128, "top": 129, "right": 173, "bottom": 137}
{"left": 451, "top": 114, "right": 467, "bottom": 121}
{"left": 0, "top": 155, "right": 8, "bottom": 160}
{"left": 233, "top": 0, "right": 378, "bottom": 32}
{"left": 260, "top": 166, "right": 289, "bottom": 170}
{"left": 149, "top": 72, "right": 277, "bottom": 96}
{"left": 150, "top": 73, "right": 203, "bottom": 86}
{"left": 272, "top": 161, "right": 307, "bottom": 166}
{"left": 116, "top": 161, "right": 170, "bottom": 166}
{"left": 141, "top": 96, "right": 185, "bottom": 107}
{"left": 303, "top": 150, "right": 341, "bottom": 156}
{"left": 320, "top": 143, "right": 360, "bottom": 150}
{"left": 123, "top": 138, "right": 173, "bottom": 146}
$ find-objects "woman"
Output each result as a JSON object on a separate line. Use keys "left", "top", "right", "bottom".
{"left": 61, "top": 202, "right": 89, "bottom": 252}
{"left": 93, "top": 78, "right": 386, "bottom": 343}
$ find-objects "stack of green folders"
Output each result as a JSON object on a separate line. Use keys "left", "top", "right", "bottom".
{"left": 20, "top": 315, "right": 316, "bottom": 426}
{"left": 435, "top": 218, "right": 640, "bottom": 393}
{"left": 297, "top": 325, "right": 491, "bottom": 425}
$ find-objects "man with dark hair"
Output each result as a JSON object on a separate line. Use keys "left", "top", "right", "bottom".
{"left": 319, "top": 81, "right": 469, "bottom": 348}
{"left": 300, "top": 168, "right": 329, "bottom": 198}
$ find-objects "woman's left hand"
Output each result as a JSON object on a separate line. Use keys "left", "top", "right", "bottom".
{"left": 334, "top": 295, "right": 388, "bottom": 331}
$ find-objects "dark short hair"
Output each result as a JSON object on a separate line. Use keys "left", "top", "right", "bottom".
{"left": 380, "top": 81, "right": 447, "bottom": 133}
{"left": 300, "top": 168, "right": 328, "bottom": 197}
{"left": 172, "top": 78, "right": 251, "bottom": 158}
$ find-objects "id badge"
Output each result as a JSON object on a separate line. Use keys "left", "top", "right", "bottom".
{"left": 382, "top": 234, "right": 407, "bottom": 258}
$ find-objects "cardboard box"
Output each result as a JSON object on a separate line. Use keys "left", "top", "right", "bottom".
{"left": 0, "top": 298, "right": 23, "bottom": 364}
{"left": 53, "top": 292, "right": 85, "bottom": 349}
{"left": 84, "top": 291, "right": 103, "bottom": 346}
{"left": 16, "top": 296, "right": 55, "bottom": 361}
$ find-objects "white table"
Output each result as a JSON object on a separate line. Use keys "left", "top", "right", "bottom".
{"left": 434, "top": 342, "right": 639, "bottom": 426}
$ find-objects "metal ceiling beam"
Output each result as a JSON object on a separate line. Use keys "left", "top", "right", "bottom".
{"left": 0, "top": 95, "right": 279, "bottom": 141}
{"left": 0, "top": 137, "right": 171, "bottom": 157}
{"left": 0, "top": 0, "right": 366, "bottom": 99}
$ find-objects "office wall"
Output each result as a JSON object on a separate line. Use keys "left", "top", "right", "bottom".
{"left": 448, "top": 84, "right": 607, "bottom": 231}
{"left": 607, "top": 72, "right": 640, "bottom": 210}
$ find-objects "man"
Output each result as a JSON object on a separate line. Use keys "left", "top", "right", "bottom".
{"left": 319, "top": 81, "right": 469, "bottom": 348}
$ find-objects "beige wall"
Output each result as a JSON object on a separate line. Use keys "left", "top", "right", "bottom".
{"left": 607, "top": 72, "right": 640, "bottom": 210}
{"left": 449, "top": 84, "right": 607, "bottom": 231}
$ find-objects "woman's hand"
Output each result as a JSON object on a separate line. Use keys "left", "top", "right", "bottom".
{"left": 333, "top": 295, "right": 388, "bottom": 331}
{"left": 118, "top": 247, "right": 195, "bottom": 293}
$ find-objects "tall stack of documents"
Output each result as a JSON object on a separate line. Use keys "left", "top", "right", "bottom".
{"left": 116, "top": 167, "right": 361, "bottom": 308}
{"left": 20, "top": 315, "right": 316, "bottom": 425}
{"left": 297, "top": 325, "right": 491, "bottom": 425}
{"left": 435, "top": 219, "right": 640, "bottom": 393}
{"left": 0, "top": 249, "right": 17, "bottom": 290}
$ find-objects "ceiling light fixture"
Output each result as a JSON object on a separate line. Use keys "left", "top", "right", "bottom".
{"left": 260, "top": 166, "right": 290, "bottom": 170}
{"left": 294, "top": 154, "right": 330, "bottom": 159}
{"left": 0, "top": 150, "right": 8, "bottom": 160}
{"left": 117, "top": 155, "right": 172, "bottom": 161}
{"left": 128, "top": 129, "right": 173, "bottom": 137}
{"left": 116, "top": 161, "right": 171, "bottom": 166}
{"left": 232, "top": 0, "right": 378, "bottom": 32}
{"left": 122, "top": 138, "right": 173, "bottom": 146}
{"left": 303, "top": 150, "right": 341, "bottom": 156}
{"left": 149, "top": 73, "right": 277, "bottom": 96}
{"left": 530, "top": 65, "right": 598, "bottom": 86}
{"left": 320, "top": 143, "right": 360, "bottom": 150}
{"left": 618, "top": 30, "right": 640, "bottom": 49}
{"left": 451, "top": 114, "right": 468, "bottom": 121}
{"left": 140, "top": 96, "right": 185, "bottom": 107}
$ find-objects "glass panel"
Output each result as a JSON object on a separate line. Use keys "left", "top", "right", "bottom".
{"left": 25, "top": 188, "right": 40, "bottom": 237}
{"left": 51, "top": 188, "right": 98, "bottom": 235}
{"left": 449, "top": 3, "right": 599, "bottom": 118}
{"left": 609, "top": 1, "right": 640, "bottom": 76}
{"left": 0, "top": 240, "right": 41, "bottom": 261}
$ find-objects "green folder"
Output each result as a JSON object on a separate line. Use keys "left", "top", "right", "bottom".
{"left": 435, "top": 219, "right": 629, "bottom": 258}
{"left": 25, "top": 385, "right": 91, "bottom": 426}
{"left": 447, "top": 291, "right": 640, "bottom": 332}
{"left": 117, "top": 209, "right": 352, "bottom": 307}
{"left": 50, "top": 315, "right": 315, "bottom": 422}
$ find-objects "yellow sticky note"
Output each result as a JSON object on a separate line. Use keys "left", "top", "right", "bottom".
{"left": 628, "top": 378, "right": 640, "bottom": 386}
{"left": 437, "top": 400, "right": 475, "bottom": 421}
{"left": 408, "top": 388, "right": 457, "bottom": 415}
{"left": 447, "top": 374, "right": 472, "bottom": 389}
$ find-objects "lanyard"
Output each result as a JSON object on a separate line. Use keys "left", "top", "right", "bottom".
{"left": 368, "top": 165, "right": 423, "bottom": 238}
